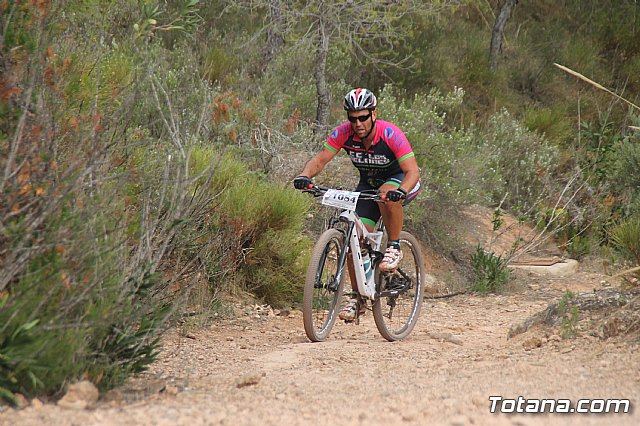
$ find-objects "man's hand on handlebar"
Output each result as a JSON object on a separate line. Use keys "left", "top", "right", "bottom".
{"left": 293, "top": 175, "right": 313, "bottom": 190}
{"left": 383, "top": 188, "right": 406, "bottom": 202}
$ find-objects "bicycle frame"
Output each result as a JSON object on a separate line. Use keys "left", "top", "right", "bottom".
{"left": 334, "top": 210, "right": 384, "bottom": 300}
{"left": 305, "top": 185, "right": 391, "bottom": 300}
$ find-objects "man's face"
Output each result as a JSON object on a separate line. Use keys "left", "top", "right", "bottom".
{"left": 347, "top": 109, "right": 376, "bottom": 139}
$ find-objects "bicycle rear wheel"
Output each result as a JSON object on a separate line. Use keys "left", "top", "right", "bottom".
{"left": 373, "top": 231, "right": 425, "bottom": 341}
{"left": 303, "top": 228, "right": 347, "bottom": 342}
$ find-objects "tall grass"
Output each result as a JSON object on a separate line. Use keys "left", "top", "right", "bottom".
{"left": 610, "top": 217, "right": 640, "bottom": 265}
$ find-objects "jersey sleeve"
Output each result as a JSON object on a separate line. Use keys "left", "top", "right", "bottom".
{"left": 382, "top": 123, "right": 414, "bottom": 162}
{"left": 324, "top": 122, "right": 351, "bottom": 153}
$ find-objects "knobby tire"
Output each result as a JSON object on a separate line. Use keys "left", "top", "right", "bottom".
{"left": 303, "top": 228, "right": 347, "bottom": 342}
{"left": 372, "top": 231, "right": 425, "bottom": 341}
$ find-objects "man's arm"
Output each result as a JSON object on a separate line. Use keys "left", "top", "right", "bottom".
{"left": 299, "top": 148, "right": 338, "bottom": 179}
{"left": 397, "top": 155, "right": 421, "bottom": 194}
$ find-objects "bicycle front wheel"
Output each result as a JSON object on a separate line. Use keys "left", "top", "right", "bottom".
{"left": 373, "top": 231, "right": 425, "bottom": 341}
{"left": 303, "top": 228, "right": 347, "bottom": 342}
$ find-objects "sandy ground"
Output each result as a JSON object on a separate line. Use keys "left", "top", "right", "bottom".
{"left": 2, "top": 267, "right": 639, "bottom": 426}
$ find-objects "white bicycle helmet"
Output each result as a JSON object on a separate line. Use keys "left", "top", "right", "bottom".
{"left": 343, "top": 88, "right": 377, "bottom": 111}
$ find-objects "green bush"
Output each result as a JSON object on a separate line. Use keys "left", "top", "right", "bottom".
{"left": 557, "top": 291, "right": 579, "bottom": 339}
{"left": 609, "top": 216, "right": 640, "bottom": 264}
{"left": 477, "top": 110, "right": 558, "bottom": 214}
{"left": 0, "top": 192, "right": 168, "bottom": 403}
{"left": 201, "top": 32, "right": 240, "bottom": 86}
{"left": 523, "top": 105, "right": 574, "bottom": 147}
{"left": 225, "top": 184, "right": 311, "bottom": 305}
{"left": 189, "top": 148, "right": 245, "bottom": 195}
{"left": 195, "top": 155, "right": 312, "bottom": 307}
{"left": 470, "top": 245, "right": 511, "bottom": 294}
{"left": 606, "top": 136, "right": 640, "bottom": 216}
{"left": 565, "top": 234, "right": 594, "bottom": 260}
{"left": 0, "top": 319, "right": 43, "bottom": 405}
{"left": 378, "top": 87, "right": 559, "bottom": 213}
{"left": 378, "top": 85, "right": 491, "bottom": 204}
{"left": 579, "top": 117, "right": 623, "bottom": 184}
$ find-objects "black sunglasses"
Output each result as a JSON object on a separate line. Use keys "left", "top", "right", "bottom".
{"left": 347, "top": 112, "right": 372, "bottom": 123}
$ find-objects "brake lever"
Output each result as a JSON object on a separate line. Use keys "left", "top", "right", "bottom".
{"left": 302, "top": 185, "right": 323, "bottom": 197}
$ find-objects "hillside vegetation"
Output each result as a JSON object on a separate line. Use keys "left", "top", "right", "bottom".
{"left": 0, "top": 0, "right": 638, "bottom": 403}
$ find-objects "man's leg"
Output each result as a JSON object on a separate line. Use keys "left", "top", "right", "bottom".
{"left": 378, "top": 183, "right": 404, "bottom": 270}
{"left": 378, "top": 183, "right": 403, "bottom": 241}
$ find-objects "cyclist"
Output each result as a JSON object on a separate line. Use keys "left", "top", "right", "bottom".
{"left": 293, "top": 88, "right": 422, "bottom": 321}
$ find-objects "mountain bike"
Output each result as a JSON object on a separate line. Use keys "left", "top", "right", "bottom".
{"left": 301, "top": 184, "right": 425, "bottom": 342}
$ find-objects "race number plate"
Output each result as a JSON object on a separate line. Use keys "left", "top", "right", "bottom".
{"left": 321, "top": 189, "right": 360, "bottom": 211}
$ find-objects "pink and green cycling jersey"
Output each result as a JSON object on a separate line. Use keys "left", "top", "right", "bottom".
{"left": 324, "top": 119, "right": 415, "bottom": 183}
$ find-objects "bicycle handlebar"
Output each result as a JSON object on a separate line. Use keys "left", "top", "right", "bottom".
{"left": 302, "top": 184, "right": 386, "bottom": 201}
{"left": 301, "top": 184, "right": 408, "bottom": 202}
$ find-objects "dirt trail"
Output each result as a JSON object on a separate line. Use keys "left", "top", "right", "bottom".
{"left": 2, "top": 269, "right": 639, "bottom": 426}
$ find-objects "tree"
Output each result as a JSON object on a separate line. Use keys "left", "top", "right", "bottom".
{"left": 490, "top": 0, "right": 518, "bottom": 72}
{"left": 263, "top": 0, "right": 286, "bottom": 68}
{"left": 239, "top": 1, "right": 459, "bottom": 132}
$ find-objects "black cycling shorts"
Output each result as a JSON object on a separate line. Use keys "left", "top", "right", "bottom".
{"left": 355, "top": 173, "right": 421, "bottom": 228}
